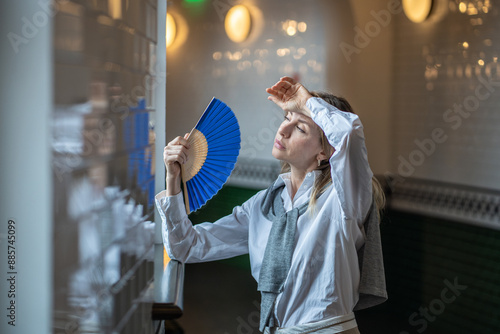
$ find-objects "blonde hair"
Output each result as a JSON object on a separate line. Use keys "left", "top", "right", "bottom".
{"left": 280, "top": 91, "right": 386, "bottom": 216}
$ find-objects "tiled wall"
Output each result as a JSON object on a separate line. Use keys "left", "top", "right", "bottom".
{"left": 51, "top": 1, "right": 163, "bottom": 332}
{"left": 382, "top": 209, "right": 500, "bottom": 333}
{"left": 386, "top": 3, "right": 500, "bottom": 329}
{"left": 390, "top": 0, "right": 500, "bottom": 229}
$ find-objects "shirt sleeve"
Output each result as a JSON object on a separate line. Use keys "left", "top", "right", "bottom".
{"left": 155, "top": 190, "right": 250, "bottom": 263}
{"left": 307, "top": 97, "right": 373, "bottom": 223}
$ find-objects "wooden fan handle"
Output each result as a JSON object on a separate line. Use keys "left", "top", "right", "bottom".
{"left": 181, "top": 155, "right": 191, "bottom": 215}
{"left": 181, "top": 128, "right": 195, "bottom": 215}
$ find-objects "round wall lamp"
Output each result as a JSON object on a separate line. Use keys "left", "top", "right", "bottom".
{"left": 166, "top": 13, "right": 176, "bottom": 48}
{"left": 403, "top": 0, "right": 433, "bottom": 23}
{"left": 224, "top": 5, "right": 252, "bottom": 43}
{"left": 165, "top": 11, "right": 188, "bottom": 51}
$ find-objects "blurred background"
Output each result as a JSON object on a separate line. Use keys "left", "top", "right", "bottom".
{"left": 1, "top": 0, "right": 500, "bottom": 333}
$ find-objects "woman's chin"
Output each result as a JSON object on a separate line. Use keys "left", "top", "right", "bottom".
{"left": 272, "top": 154, "right": 289, "bottom": 167}
{"left": 271, "top": 148, "right": 284, "bottom": 160}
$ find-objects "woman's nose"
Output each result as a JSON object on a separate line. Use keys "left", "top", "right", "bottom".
{"left": 278, "top": 123, "right": 291, "bottom": 138}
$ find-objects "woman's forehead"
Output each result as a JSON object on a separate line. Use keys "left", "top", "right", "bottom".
{"left": 286, "top": 111, "right": 322, "bottom": 136}
{"left": 287, "top": 111, "right": 314, "bottom": 125}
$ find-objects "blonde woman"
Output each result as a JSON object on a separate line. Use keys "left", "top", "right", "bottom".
{"left": 156, "top": 77, "right": 386, "bottom": 333}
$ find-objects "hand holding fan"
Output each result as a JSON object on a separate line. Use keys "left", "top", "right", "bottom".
{"left": 181, "top": 98, "right": 241, "bottom": 214}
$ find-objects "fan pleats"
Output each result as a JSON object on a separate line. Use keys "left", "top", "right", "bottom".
{"left": 182, "top": 98, "right": 240, "bottom": 213}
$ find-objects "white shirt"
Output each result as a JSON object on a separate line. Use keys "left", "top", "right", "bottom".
{"left": 155, "top": 97, "right": 373, "bottom": 328}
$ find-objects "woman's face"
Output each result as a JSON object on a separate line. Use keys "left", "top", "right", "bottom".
{"left": 272, "top": 111, "right": 326, "bottom": 172}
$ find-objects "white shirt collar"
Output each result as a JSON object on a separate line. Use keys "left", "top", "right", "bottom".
{"left": 276, "top": 170, "right": 321, "bottom": 209}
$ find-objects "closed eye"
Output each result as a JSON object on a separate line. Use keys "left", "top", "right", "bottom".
{"left": 284, "top": 112, "right": 307, "bottom": 133}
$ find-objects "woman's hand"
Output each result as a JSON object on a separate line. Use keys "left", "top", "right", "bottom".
{"left": 266, "top": 76, "right": 313, "bottom": 116}
{"left": 163, "top": 133, "right": 190, "bottom": 195}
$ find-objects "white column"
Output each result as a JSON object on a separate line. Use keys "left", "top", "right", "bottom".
{"left": 0, "top": 1, "right": 53, "bottom": 333}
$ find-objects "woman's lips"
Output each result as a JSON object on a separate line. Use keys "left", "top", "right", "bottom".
{"left": 274, "top": 139, "right": 285, "bottom": 150}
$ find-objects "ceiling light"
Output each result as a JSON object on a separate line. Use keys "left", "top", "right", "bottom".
{"left": 225, "top": 5, "right": 252, "bottom": 43}
{"left": 403, "top": 0, "right": 433, "bottom": 23}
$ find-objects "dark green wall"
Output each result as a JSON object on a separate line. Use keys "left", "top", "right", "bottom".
{"left": 382, "top": 210, "right": 500, "bottom": 334}
{"left": 188, "top": 185, "right": 259, "bottom": 269}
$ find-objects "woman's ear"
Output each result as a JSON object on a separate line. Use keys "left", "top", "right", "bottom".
{"left": 317, "top": 145, "right": 334, "bottom": 161}
{"left": 316, "top": 150, "right": 329, "bottom": 162}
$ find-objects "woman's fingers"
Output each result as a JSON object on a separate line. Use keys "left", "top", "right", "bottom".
{"left": 266, "top": 77, "right": 312, "bottom": 116}
{"left": 165, "top": 146, "right": 187, "bottom": 161}
{"left": 267, "top": 95, "right": 284, "bottom": 108}
{"left": 163, "top": 135, "right": 192, "bottom": 169}
{"left": 267, "top": 78, "right": 298, "bottom": 101}
{"left": 164, "top": 146, "right": 189, "bottom": 165}
{"left": 276, "top": 79, "right": 293, "bottom": 90}
{"left": 268, "top": 82, "right": 289, "bottom": 95}
{"left": 167, "top": 135, "right": 190, "bottom": 149}
{"left": 280, "top": 76, "right": 296, "bottom": 85}
{"left": 266, "top": 87, "right": 284, "bottom": 100}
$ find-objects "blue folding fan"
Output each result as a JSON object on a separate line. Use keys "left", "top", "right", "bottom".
{"left": 181, "top": 98, "right": 241, "bottom": 214}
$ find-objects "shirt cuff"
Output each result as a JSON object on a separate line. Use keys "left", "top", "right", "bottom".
{"left": 306, "top": 97, "right": 356, "bottom": 152}
{"left": 155, "top": 191, "right": 188, "bottom": 224}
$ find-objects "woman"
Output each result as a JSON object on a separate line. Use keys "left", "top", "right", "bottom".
{"left": 156, "top": 77, "right": 386, "bottom": 333}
